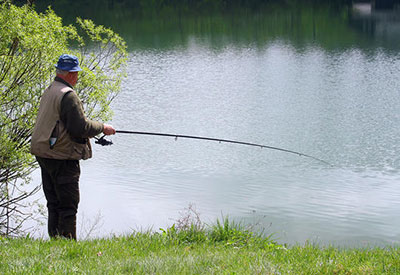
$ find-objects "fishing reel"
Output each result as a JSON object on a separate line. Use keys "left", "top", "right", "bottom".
{"left": 94, "top": 135, "right": 113, "bottom": 146}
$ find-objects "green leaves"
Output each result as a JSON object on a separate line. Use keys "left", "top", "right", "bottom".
{"left": 73, "top": 18, "right": 127, "bottom": 121}
{"left": 0, "top": 2, "right": 127, "bottom": 236}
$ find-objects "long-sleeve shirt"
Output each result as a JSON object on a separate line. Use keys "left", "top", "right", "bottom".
{"left": 56, "top": 77, "right": 104, "bottom": 140}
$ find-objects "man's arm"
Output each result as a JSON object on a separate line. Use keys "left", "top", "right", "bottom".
{"left": 60, "top": 91, "right": 106, "bottom": 138}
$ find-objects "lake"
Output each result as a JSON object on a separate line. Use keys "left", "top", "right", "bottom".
{"left": 31, "top": 1, "right": 400, "bottom": 246}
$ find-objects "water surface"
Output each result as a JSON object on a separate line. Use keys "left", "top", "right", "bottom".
{"left": 32, "top": 2, "right": 400, "bottom": 246}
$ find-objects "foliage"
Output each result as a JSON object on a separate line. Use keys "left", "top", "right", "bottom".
{"left": 0, "top": 1, "right": 127, "bottom": 236}
{"left": 156, "top": 215, "right": 279, "bottom": 251}
{"left": 208, "top": 217, "right": 275, "bottom": 248}
{"left": 29, "top": 0, "right": 355, "bottom": 14}
{"left": 29, "top": 0, "right": 379, "bottom": 52}
{"left": 1, "top": 220, "right": 400, "bottom": 274}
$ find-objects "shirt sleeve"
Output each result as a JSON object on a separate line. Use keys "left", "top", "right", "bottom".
{"left": 60, "top": 91, "right": 104, "bottom": 138}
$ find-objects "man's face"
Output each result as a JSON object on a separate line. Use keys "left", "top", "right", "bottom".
{"left": 68, "top": 72, "right": 79, "bottom": 86}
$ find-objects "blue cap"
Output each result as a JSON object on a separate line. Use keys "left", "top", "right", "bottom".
{"left": 55, "top": 54, "right": 82, "bottom": 72}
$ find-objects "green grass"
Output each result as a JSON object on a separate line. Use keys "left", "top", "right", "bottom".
{"left": 1, "top": 218, "right": 400, "bottom": 274}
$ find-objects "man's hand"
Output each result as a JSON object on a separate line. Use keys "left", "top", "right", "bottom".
{"left": 103, "top": 124, "right": 116, "bottom": 135}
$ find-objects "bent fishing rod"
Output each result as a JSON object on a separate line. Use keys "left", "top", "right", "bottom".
{"left": 95, "top": 130, "right": 333, "bottom": 166}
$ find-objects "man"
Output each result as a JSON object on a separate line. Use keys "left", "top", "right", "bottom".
{"left": 31, "top": 54, "right": 116, "bottom": 240}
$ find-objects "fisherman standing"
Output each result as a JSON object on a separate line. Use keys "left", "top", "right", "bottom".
{"left": 31, "top": 54, "right": 116, "bottom": 240}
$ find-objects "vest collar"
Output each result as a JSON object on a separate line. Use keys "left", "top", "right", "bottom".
{"left": 55, "top": 76, "right": 73, "bottom": 89}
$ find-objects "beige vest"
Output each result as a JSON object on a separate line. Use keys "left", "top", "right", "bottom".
{"left": 30, "top": 81, "right": 92, "bottom": 160}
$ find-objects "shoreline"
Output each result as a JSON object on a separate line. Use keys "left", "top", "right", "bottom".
{"left": 2, "top": 220, "right": 400, "bottom": 274}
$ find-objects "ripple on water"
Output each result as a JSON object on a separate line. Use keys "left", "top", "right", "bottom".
{"left": 27, "top": 42, "right": 400, "bottom": 245}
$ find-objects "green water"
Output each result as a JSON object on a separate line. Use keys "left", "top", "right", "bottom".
{"left": 31, "top": 1, "right": 400, "bottom": 246}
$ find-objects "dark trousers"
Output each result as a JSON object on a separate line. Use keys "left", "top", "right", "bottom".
{"left": 36, "top": 157, "right": 80, "bottom": 240}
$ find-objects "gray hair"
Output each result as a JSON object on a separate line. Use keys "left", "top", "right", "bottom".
{"left": 56, "top": 68, "right": 68, "bottom": 75}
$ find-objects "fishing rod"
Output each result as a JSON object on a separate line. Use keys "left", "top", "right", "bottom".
{"left": 95, "top": 130, "right": 333, "bottom": 166}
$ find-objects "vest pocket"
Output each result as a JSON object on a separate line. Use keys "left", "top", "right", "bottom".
{"left": 72, "top": 142, "right": 91, "bottom": 160}
{"left": 49, "top": 120, "right": 60, "bottom": 149}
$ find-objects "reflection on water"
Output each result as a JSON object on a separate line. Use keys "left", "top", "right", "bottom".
{"left": 351, "top": 2, "right": 400, "bottom": 47}
{"left": 29, "top": 2, "right": 400, "bottom": 246}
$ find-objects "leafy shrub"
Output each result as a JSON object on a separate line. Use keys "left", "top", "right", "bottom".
{"left": 0, "top": 1, "right": 127, "bottom": 236}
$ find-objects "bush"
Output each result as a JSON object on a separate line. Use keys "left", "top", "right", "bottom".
{"left": 0, "top": 1, "right": 127, "bottom": 236}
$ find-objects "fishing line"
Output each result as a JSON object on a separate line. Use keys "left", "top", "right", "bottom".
{"left": 95, "top": 130, "right": 333, "bottom": 166}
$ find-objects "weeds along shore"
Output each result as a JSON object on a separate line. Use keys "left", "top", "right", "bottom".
{"left": 1, "top": 217, "right": 400, "bottom": 274}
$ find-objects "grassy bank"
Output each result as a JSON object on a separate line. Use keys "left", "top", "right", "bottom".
{"left": 1, "top": 219, "right": 400, "bottom": 274}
